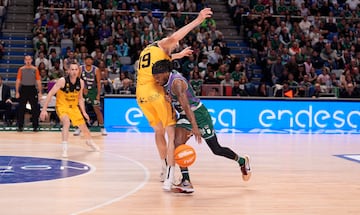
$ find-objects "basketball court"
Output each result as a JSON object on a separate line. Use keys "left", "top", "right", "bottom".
{"left": 0, "top": 131, "right": 359, "bottom": 215}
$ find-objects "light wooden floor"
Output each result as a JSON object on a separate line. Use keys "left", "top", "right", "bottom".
{"left": 0, "top": 131, "right": 360, "bottom": 215}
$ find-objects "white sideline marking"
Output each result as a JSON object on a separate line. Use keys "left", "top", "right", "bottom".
{"left": 71, "top": 152, "right": 150, "bottom": 215}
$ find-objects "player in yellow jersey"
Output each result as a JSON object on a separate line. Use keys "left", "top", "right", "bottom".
{"left": 136, "top": 8, "right": 213, "bottom": 191}
{"left": 40, "top": 62, "right": 100, "bottom": 158}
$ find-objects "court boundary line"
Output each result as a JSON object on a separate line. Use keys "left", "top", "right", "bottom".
{"left": 71, "top": 151, "right": 150, "bottom": 215}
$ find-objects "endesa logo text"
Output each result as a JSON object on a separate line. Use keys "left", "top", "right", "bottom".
{"left": 104, "top": 97, "right": 360, "bottom": 133}
{"left": 123, "top": 107, "right": 236, "bottom": 127}
{"left": 259, "top": 105, "right": 360, "bottom": 129}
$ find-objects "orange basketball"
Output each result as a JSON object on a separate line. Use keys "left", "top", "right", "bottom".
{"left": 174, "top": 144, "right": 196, "bottom": 168}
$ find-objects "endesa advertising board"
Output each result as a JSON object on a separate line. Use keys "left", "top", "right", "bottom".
{"left": 104, "top": 96, "right": 360, "bottom": 134}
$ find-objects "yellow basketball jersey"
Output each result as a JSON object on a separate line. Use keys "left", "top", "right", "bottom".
{"left": 56, "top": 77, "right": 81, "bottom": 108}
{"left": 137, "top": 43, "right": 171, "bottom": 86}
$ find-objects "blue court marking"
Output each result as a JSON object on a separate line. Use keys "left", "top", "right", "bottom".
{"left": 0, "top": 156, "right": 91, "bottom": 184}
{"left": 334, "top": 154, "right": 360, "bottom": 164}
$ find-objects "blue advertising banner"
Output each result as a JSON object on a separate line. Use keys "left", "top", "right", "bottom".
{"left": 104, "top": 96, "right": 360, "bottom": 134}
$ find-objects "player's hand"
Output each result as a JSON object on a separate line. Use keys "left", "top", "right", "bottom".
{"left": 197, "top": 8, "right": 213, "bottom": 22}
{"left": 192, "top": 127, "right": 202, "bottom": 144}
{"left": 179, "top": 47, "right": 193, "bottom": 58}
{"left": 15, "top": 92, "right": 20, "bottom": 99}
{"left": 83, "top": 88, "right": 88, "bottom": 95}
{"left": 83, "top": 112, "right": 90, "bottom": 123}
{"left": 39, "top": 110, "right": 48, "bottom": 121}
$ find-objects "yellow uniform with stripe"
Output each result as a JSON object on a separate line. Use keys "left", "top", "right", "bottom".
{"left": 136, "top": 43, "right": 176, "bottom": 127}
{"left": 56, "top": 77, "right": 85, "bottom": 126}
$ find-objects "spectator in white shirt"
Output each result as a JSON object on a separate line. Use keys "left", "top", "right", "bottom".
{"left": 299, "top": 16, "right": 312, "bottom": 35}
{"left": 35, "top": 51, "right": 50, "bottom": 71}
{"left": 220, "top": 72, "right": 234, "bottom": 88}
{"left": 346, "top": 0, "right": 360, "bottom": 11}
{"left": 161, "top": 11, "right": 175, "bottom": 35}
{"left": 317, "top": 67, "right": 331, "bottom": 86}
{"left": 71, "top": 9, "right": 84, "bottom": 25}
{"left": 207, "top": 46, "right": 223, "bottom": 70}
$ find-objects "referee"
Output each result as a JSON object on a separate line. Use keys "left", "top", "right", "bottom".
{"left": 15, "top": 55, "right": 42, "bottom": 131}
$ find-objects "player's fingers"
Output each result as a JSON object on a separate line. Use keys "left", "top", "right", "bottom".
{"left": 203, "top": 8, "right": 213, "bottom": 15}
{"left": 203, "top": 8, "right": 212, "bottom": 12}
{"left": 40, "top": 113, "right": 47, "bottom": 121}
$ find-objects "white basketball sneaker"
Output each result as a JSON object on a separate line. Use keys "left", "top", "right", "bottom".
{"left": 86, "top": 140, "right": 100, "bottom": 151}
{"left": 162, "top": 166, "right": 175, "bottom": 191}
{"left": 162, "top": 178, "right": 173, "bottom": 191}
{"left": 101, "top": 128, "right": 108, "bottom": 136}
{"left": 160, "top": 166, "right": 166, "bottom": 182}
{"left": 73, "top": 128, "right": 81, "bottom": 136}
{"left": 240, "top": 155, "right": 251, "bottom": 181}
{"left": 172, "top": 180, "right": 194, "bottom": 194}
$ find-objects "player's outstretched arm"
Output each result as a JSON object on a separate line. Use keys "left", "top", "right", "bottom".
{"left": 171, "top": 47, "right": 194, "bottom": 60}
{"left": 159, "top": 8, "right": 213, "bottom": 54}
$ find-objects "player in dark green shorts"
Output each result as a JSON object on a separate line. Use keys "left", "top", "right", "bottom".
{"left": 152, "top": 59, "right": 252, "bottom": 193}
{"left": 85, "top": 87, "right": 99, "bottom": 106}
{"left": 75, "top": 55, "right": 107, "bottom": 136}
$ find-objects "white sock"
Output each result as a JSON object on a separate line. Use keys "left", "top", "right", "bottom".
{"left": 62, "top": 141, "right": 68, "bottom": 150}
{"left": 165, "top": 165, "right": 175, "bottom": 183}
{"left": 161, "top": 159, "right": 167, "bottom": 171}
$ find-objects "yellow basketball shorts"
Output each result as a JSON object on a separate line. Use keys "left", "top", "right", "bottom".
{"left": 56, "top": 106, "right": 85, "bottom": 126}
{"left": 136, "top": 84, "right": 176, "bottom": 127}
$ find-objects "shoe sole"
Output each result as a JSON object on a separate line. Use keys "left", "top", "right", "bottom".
{"left": 73, "top": 129, "right": 81, "bottom": 136}
{"left": 171, "top": 187, "right": 194, "bottom": 194}
{"left": 242, "top": 155, "right": 251, "bottom": 181}
{"left": 162, "top": 179, "right": 173, "bottom": 191}
{"left": 162, "top": 186, "right": 172, "bottom": 192}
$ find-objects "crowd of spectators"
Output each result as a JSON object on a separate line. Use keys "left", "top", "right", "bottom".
{"left": 32, "top": 0, "right": 254, "bottom": 98}
{"left": 2, "top": 0, "right": 360, "bottom": 127}
{"left": 229, "top": 0, "right": 360, "bottom": 98}
{"left": 30, "top": 0, "right": 360, "bottom": 99}
{"left": 0, "top": 0, "right": 8, "bottom": 59}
